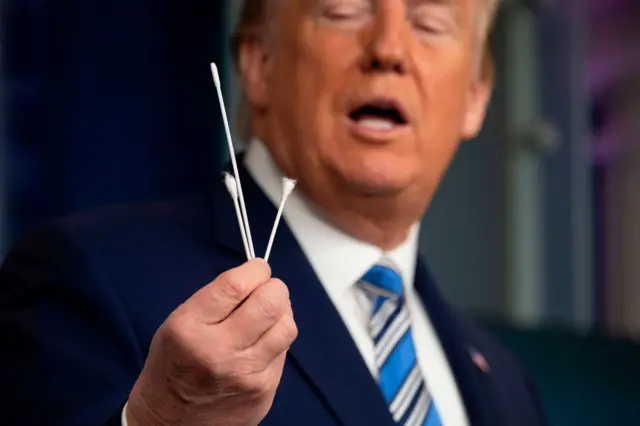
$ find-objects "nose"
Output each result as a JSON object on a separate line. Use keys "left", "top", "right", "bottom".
{"left": 362, "top": 3, "right": 408, "bottom": 75}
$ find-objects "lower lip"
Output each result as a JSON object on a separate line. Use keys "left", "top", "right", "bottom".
{"left": 346, "top": 118, "right": 410, "bottom": 142}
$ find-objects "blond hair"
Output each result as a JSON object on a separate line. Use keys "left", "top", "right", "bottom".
{"left": 230, "top": 0, "right": 499, "bottom": 140}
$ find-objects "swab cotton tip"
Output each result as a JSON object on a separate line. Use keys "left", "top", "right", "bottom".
{"left": 210, "top": 63, "right": 220, "bottom": 88}
{"left": 223, "top": 172, "right": 238, "bottom": 200}
{"left": 222, "top": 172, "right": 251, "bottom": 260}
{"left": 282, "top": 178, "right": 297, "bottom": 200}
{"left": 264, "top": 177, "right": 297, "bottom": 262}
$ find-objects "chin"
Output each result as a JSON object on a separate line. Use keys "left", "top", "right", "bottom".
{"left": 345, "top": 180, "right": 405, "bottom": 197}
{"left": 338, "top": 160, "right": 414, "bottom": 197}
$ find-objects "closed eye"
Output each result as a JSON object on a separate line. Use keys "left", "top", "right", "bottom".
{"left": 410, "top": 6, "right": 456, "bottom": 36}
{"left": 323, "top": 9, "right": 370, "bottom": 22}
{"left": 413, "top": 18, "right": 450, "bottom": 34}
{"left": 321, "top": 0, "right": 371, "bottom": 23}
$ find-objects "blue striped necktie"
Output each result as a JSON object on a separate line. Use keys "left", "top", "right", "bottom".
{"left": 359, "top": 262, "right": 443, "bottom": 426}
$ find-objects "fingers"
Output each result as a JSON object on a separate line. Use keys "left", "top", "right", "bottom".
{"left": 224, "top": 279, "right": 291, "bottom": 349}
{"left": 250, "top": 305, "right": 298, "bottom": 364}
{"left": 189, "top": 259, "right": 271, "bottom": 324}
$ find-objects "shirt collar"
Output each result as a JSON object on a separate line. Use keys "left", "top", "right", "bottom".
{"left": 243, "top": 139, "right": 421, "bottom": 299}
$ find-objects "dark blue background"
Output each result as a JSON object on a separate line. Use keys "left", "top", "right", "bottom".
{"left": 3, "top": 0, "right": 226, "bottom": 249}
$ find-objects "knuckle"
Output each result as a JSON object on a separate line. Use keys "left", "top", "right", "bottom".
{"left": 254, "top": 373, "right": 275, "bottom": 396}
{"left": 207, "top": 341, "right": 258, "bottom": 376}
{"left": 230, "top": 354, "right": 261, "bottom": 378}
{"left": 236, "top": 371, "right": 273, "bottom": 396}
{"left": 281, "top": 314, "right": 299, "bottom": 343}
{"left": 206, "top": 351, "right": 234, "bottom": 378}
{"left": 224, "top": 363, "right": 271, "bottom": 396}
{"left": 161, "top": 313, "right": 188, "bottom": 345}
{"left": 270, "top": 278, "right": 290, "bottom": 300}
{"left": 218, "top": 271, "right": 249, "bottom": 301}
{"left": 254, "top": 280, "right": 289, "bottom": 321}
{"left": 255, "top": 290, "right": 283, "bottom": 321}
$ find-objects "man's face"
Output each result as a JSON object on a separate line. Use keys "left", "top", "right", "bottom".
{"left": 242, "top": 0, "right": 491, "bottom": 214}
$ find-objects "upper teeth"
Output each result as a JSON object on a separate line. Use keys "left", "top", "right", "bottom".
{"left": 357, "top": 118, "right": 395, "bottom": 131}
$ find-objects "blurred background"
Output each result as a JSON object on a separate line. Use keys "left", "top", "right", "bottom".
{"left": 1, "top": 0, "right": 639, "bottom": 424}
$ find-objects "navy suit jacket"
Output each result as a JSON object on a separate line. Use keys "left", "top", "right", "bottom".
{"left": 0, "top": 162, "right": 546, "bottom": 426}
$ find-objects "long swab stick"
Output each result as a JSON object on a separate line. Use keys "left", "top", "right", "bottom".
{"left": 223, "top": 173, "right": 252, "bottom": 260}
{"left": 264, "top": 178, "right": 297, "bottom": 262}
{"left": 210, "top": 63, "right": 255, "bottom": 259}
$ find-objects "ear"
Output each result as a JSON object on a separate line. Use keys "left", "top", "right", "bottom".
{"left": 461, "top": 53, "right": 494, "bottom": 140}
{"left": 238, "top": 39, "right": 270, "bottom": 109}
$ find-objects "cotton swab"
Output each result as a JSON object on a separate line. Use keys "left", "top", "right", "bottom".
{"left": 223, "top": 172, "right": 252, "bottom": 260}
{"left": 264, "top": 178, "right": 297, "bottom": 262}
{"left": 210, "top": 63, "right": 255, "bottom": 259}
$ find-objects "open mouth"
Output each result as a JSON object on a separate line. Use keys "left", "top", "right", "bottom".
{"left": 348, "top": 99, "right": 408, "bottom": 132}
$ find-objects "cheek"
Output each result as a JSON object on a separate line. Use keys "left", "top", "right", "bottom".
{"left": 414, "top": 47, "right": 473, "bottom": 117}
{"left": 415, "top": 70, "right": 470, "bottom": 154}
{"left": 289, "top": 75, "right": 345, "bottom": 162}
{"left": 272, "top": 76, "right": 336, "bottom": 174}
{"left": 410, "top": 69, "right": 469, "bottom": 185}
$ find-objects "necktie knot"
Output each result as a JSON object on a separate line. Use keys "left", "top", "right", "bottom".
{"left": 359, "top": 262, "right": 404, "bottom": 300}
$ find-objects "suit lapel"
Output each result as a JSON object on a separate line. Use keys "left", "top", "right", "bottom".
{"left": 212, "top": 161, "right": 395, "bottom": 426}
{"left": 414, "top": 259, "right": 508, "bottom": 426}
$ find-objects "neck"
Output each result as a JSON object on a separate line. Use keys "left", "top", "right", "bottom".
{"left": 328, "top": 211, "right": 415, "bottom": 251}
{"left": 300, "top": 181, "right": 424, "bottom": 250}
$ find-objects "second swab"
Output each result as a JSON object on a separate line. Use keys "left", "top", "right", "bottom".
{"left": 264, "top": 178, "right": 297, "bottom": 262}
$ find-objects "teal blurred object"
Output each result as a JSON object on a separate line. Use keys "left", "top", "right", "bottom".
{"left": 486, "top": 323, "right": 640, "bottom": 425}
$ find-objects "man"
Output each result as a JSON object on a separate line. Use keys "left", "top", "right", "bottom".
{"left": 0, "top": 0, "right": 546, "bottom": 425}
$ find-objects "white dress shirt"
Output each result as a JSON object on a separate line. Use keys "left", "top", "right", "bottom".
{"left": 123, "top": 140, "right": 468, "bottom": 426}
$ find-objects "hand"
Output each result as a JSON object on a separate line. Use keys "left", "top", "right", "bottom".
{"left": 126, "top": 259, "right": 297, "bottom": 426}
